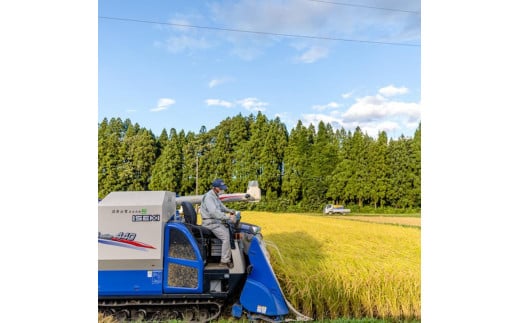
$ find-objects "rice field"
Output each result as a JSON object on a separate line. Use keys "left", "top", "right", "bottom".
{"left": 98, "top": 212, "right": 420, "bottom": 322}
{"left": 241, "top": 212, "right": 421, "bottom": 321}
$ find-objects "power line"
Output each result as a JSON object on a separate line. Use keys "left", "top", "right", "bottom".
{"left": 305, "top": 0, "right": 421, "bottom": 14}
{"left": 99, "top": 16, "right": 420, "bottom": 47}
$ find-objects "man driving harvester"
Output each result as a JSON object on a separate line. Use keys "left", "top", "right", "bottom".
{"left": 200, "top": 178, "right": 237, "bottom": 268}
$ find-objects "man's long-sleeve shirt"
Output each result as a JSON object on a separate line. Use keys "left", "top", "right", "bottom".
{"left": 200, "top": 189, "right": 233, "bottom": 224}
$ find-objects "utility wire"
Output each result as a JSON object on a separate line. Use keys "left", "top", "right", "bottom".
{"left": 305, "top": 0, "right": 421, "bottom": 14}
{"left": 99, "top": 16, "right": 420, "bottom": 47}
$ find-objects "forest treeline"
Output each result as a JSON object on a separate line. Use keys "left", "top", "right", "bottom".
{"left": 98, "top": 112, "right": 420, "bottom": 212}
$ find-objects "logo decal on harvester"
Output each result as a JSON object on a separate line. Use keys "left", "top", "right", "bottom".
{"left": 132, "top": 214, "right": 160, "bottom": 222}
{"left": 98, "top": 232, "right": 156, "bottom": 251}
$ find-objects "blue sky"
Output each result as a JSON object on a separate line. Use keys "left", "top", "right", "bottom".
{"left": 99, "top": 0, "right": 421, "bottom": 139}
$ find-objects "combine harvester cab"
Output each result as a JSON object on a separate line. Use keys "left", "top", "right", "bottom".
{"left": 98, "top": 181, "right": 310, "bottom": 322}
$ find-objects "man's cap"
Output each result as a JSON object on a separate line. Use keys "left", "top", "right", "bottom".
{"left": 211, "top": 178, "right": 228, "bottom": 191}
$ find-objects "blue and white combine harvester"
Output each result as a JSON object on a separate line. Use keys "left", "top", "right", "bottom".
{"left": 98, "top": 181, "right": 310, "bottom": 322}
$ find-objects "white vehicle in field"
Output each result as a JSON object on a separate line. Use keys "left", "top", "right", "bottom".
{"left": 324, "top": 204, "right": 351, "bottom": 214}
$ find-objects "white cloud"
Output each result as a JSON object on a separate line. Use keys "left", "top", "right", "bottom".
{"left": 296, "top": 46, "right": 329, "bottom": 63}
{"left": 158, "top": 1, "right": 420, "bottom": 61}
{"left": 209, "top": 79, "right": 222, "bottom": 88}
{"left": 205, "top": 97, "right": 269, "bottom": 111}
{"left": 165, "top": 35, "right": 211, "bottom": 53}
{"left": 209, "top": 77, "right": 232, "bottom": 88}
{"left": 301, "top": 113, "right": 341, "bottom": 127}
{"left": 379, "top": 85, "right": 409, "bottom": 97}
{"left": 205, "top": 99, "right": 234, "bottom": 108}
{"left": 168, "top": 18, "right": 194, "bottom": 32}
{"left": 150, "top": 98, "right": 175, "bottom": 112}
{"left": 301, "top": 88, "right": 420, "bottom": 138}
{"left": 311, "top": 101, "right": 341, "bottom": 111}
{"left": 237, "top": 97, "right": 268, "bottom": 112}
{"left": 151, "top": 107, "right": 167, "bottom": 112}
{"left": 354, "top": 121, "right": 401, "bottom": 137}
{"left": 229, "top": 40, "right": 270, "bottom": 61}
{"left": 343, "top": 96, "right": 419, "bottom": 123}
{"left": 206, "top": 0, "right": 420, "bottom": 60}
{"left": 341, "top": 92, "right": 353, "bottom": 99}
{"left": 158, "top": 15, "right": 215, "bottom": 53}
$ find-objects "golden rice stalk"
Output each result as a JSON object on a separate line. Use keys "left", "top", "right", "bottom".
{"left": 242, "top": 212, "right": 421, "bottom": 321}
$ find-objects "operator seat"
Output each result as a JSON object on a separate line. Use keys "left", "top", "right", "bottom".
{"left": 181, "top": 201, "right": 214, "bottom": 237}
{"left": 181, "top": 201, "right": 197, "bottom": 225}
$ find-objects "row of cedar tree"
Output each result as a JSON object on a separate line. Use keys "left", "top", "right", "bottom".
{"left": 99, "top": 112, "right": 420, "bottom": 212}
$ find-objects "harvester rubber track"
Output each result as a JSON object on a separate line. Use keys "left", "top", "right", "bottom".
{"left": 98, "top": 298, "right": 222, "bottom": 322}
